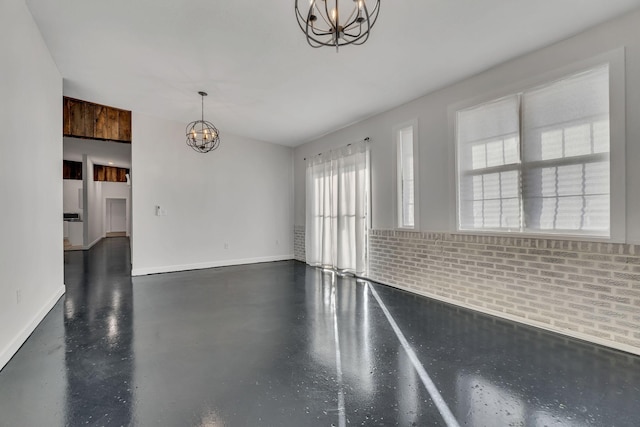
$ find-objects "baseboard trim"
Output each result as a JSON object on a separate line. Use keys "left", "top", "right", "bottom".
{"left": 0, "top": 285, "right": 65, "bottom": 371}
{"left": 131, "top": 254, "right": 295, "bottom": 276}
{"left": 84, "top": 236, "right": 102, "bottom": 250}
{"left": 362, "top": 276, "right": 640, "bottom": 357}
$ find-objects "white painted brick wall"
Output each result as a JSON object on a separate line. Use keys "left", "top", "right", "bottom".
{"left": 291, "top": 226, "right": 640, "bottom": 354}
{"left": 368, "top": 229, "right": 640, "bottom": 355}
{"left": 294, "top": 225, "right": 305, "bottom": 262}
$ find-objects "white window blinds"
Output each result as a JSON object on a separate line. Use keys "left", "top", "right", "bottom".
{"left": 457, "top": 95, "right": 521, "bottom": 231}
{"left": 521, "top": 66, "right": 610, "bottom": 234}
{"left": 456, "top": 65, "right": 610, "bottom": 236}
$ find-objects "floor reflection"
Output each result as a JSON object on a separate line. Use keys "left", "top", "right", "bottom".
{"left": 2, "top": 250, "right": 639, "bottom": 426}
{"left": 306, "top": 269, "right": 441, "bottom": 425}
{"left": 63, "top": 238, "right": 134, "bottom": 426}
{"left": 306, "top": 268, "right": 640, "bottom": 426}
{"left": 370, "top": 281, "right": 640, "bottom": 427}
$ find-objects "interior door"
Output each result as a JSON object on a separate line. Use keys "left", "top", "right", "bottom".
{"left": 108, "top": 199, "right": 126, "bottom": 232}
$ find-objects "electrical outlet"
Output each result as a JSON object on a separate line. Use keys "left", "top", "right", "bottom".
{"left": 16, "top": 290, "right": 22, "bottom": 304}
{"left": 224, "top": 243, "right": 229, "bottom": 250}
{"left": 275, "top": 239, "right": 279, "bottom": 246}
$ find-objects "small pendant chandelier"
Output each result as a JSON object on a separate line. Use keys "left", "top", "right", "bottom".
{"left": 186, "top": 91, "right": 220, "bottom": 153}
{"left": 295, "top": 0, "right": 381, "bottom": 51}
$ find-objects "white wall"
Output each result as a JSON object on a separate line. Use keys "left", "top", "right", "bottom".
{"left": 63, "top": 179, "right": 83, "bottom": 216}
{"left": 83, "top": 158, "right": 104, "bottom": 248}
{"left": 101, "top": 181, "right": 131, "bottom": 236}
{"left": 131, "top": 113, "right": 293, "bottom": 275}
{"left": 0, "top": 0, "right": 64, "bottom": 370}
{"left": 294, "top": 9, "right": 640, "bottom": 244}
{"left": 80, "top": 172, "right": 131, "bottom": 246}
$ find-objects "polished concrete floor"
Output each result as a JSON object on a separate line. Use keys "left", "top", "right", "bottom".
{"left": 1, "top": 237, "right": 639, "bottom": 426}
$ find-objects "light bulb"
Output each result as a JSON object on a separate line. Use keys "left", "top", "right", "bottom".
{"left": 331, "top": 8, "right": 337, "bottom": 22}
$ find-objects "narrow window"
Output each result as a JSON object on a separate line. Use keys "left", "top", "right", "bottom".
{"left": 396, "top": 124, "right": 416, "bottom": 228}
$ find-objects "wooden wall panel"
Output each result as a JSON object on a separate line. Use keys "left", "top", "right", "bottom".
{"left": 117, "top": 168, "right": 127, "bottom": 182}
{"left": 118, "top": 110, "right": 131, "bottom": 142}
{"left": 82, "top": 102, "right": 95, "bottom": 138}
{"left": 63, "top": 160, "right": 83, "bottom": 180}
{"left": 62, "top": 97, "right": 132, "bottom": 143}
{"left": 93, "top": 164, "right": 129, "bottom": 182}
{"left": 94, "top": 105, "right": 107, "bottom": 139}
{"left": 63, "top": 98, "right": 72, "bottom": 135}
{"left": 106, "top": 166, "right": 117, "bottom": 182}
{"left": 94, "top": 165, "right": 105, "bottom": 181}
{"left": 69, "top": 99, "right": 86, "bottom": 138}
{"left": 107, "top": 108, "right": 119, "bottom": 140}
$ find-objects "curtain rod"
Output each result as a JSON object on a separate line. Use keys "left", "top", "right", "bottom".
{"left": 303, "top": 137, "right": 369, "bottom": 161}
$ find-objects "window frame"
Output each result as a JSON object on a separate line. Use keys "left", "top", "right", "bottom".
{"left": 393, "top": 119, "right": 419, "bottom": 230}
{"left": 449, "top": 48, "right": 625, "bottom": 242}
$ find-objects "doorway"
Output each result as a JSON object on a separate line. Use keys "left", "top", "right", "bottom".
{"left": 63, "top": 138, "right": 132, "bottom": 249}
{"left": 106, "top": 198, "right": 127, "bottom": 237}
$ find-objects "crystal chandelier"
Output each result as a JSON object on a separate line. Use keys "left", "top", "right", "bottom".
{"left": 295, "top": 0, "right": 381, "bottom": 51}
{"left": 186, "top": 91, "right": 220, "bottom": 153}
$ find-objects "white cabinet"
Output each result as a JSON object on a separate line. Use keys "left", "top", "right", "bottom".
{"left": 68, "top": 222, "right": 83, "bottom": 246}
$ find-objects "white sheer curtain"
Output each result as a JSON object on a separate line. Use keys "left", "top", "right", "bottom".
{"left": 305, "top": 142, "right": 369, "bottom": 275}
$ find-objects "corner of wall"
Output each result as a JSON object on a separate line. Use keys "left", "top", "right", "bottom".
{"left": 0, "top": 285, "right": 65, "bottom": 371}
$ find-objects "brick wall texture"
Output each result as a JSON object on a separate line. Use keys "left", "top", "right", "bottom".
{"left": 294, "top": 225, "right": 305, "bottom": 262}
{"left": 368, "top": 229, "right": 640, "bottom": 355}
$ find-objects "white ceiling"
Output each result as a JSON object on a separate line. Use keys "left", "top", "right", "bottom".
{"left": 27, "top": 0, "right": 640, "bottom": 147}
{"left": 64, "top": 137, "right": 131, "bottom": 169}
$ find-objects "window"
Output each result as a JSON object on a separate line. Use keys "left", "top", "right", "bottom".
{"left": 396, "top": 122, "right": 417, "bottom": 229}
{"left": 456, "top": 65, "right": 612, "bottom": 237}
